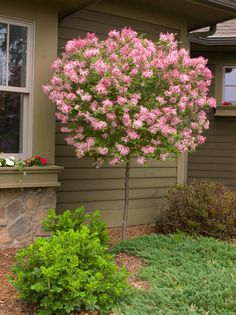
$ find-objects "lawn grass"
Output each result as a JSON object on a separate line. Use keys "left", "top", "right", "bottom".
{"left": 111, "top": 234, "right": 236, "bottom": 315}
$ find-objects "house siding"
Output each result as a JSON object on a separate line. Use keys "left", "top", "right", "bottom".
{"left": 58, "top": 8, "right": 180, "bottom": 52}
{"left": 56, "top": 8, "right": 180, "bottom": 226}
{"left": 188, "top": 113, "right": 236, "bottom": 190}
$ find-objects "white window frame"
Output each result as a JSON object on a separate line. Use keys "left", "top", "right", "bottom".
{"left": 0, "top": 16, "right": 34, "bottom": 159}
{"left": 222, "top": 65, "right": 236, "bottom": 105}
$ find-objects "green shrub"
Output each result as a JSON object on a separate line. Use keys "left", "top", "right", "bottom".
{"left": 42, "top": 207, "right": 109, "bottom": 246}
{"left": 156, "top": 181, "right": 236, "bottom": 239}
{"left": 11, "top": 226, "right": 127, "bottom": 315}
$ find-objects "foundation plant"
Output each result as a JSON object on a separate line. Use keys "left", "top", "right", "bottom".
{"left": 156, "top": 181, "right": 236, "bottom": 239}
{"left": 10, "top": 208, "right": 128, "bottom": 315}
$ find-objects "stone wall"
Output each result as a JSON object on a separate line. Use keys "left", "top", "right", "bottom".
{"left": 0, "top": 188, "right": 56, "bottom": 247}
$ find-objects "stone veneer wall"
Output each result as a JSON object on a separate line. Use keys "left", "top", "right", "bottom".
{"left": 0, "top": 188, "right": 56, "bottom": 247}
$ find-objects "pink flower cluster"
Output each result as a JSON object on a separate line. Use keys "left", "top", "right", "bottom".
{"left": 43, "top": 28, "right": 216, "bottom": 166}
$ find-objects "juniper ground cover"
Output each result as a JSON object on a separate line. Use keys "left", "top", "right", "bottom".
{"left": 112, "top": 234, "right": 236, "bottom": 315}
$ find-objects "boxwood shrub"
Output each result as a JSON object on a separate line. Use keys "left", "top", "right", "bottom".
{"left": 42, "top": 207, "right": 109, "bottom": 246}
{"left": 11, "top": 209, "right": 127, "bottom": 315}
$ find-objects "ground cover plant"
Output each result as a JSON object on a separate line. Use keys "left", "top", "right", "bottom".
{"left": 156, "top": 181, "right": 236, "bottom": 239}
{"left": 112, "top": 233, "right": 236, "bottom": 315}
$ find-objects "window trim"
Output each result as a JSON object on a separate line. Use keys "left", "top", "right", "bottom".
{"left": 222, "top": 65, "right": 236, "bottom": 105}
{"left": 0, "top": 16, "right": 35, "bottom": 159}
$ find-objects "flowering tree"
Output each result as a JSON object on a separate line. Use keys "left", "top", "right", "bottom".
{"left": 43, "top": 28, "right": 216, "bottom": 239}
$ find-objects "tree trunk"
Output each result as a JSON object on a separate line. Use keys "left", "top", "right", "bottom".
{"left": 122, "top": 158, "right": 130, "bottom": 240}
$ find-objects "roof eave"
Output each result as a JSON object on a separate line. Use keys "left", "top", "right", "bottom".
{"left": 204, "top": 0, "right": 236, "bottom": 11}
{"left": 191, "top": 36, "right": 236, "bottom": 45}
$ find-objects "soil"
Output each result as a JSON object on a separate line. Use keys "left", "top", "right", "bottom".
{"left": 0, "top": 224, "right": 153, "bottom": 315}
{"left": 108, "top": 223, "right": 156, "bottom": 246}
{"left": 115, "top": 253, "right": 149, "bottom": 290}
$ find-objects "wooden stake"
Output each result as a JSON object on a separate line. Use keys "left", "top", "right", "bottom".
{"left": 122, "top": 158, "right": 130, "bottom": 240}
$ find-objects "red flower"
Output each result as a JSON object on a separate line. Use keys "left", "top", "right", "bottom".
{"left": 24, "top": 155, "right": 47, "bottom": 166}
{"left": 40, "top": 157, "right": 47, "bottom": 165}
{"left": 223, "top": 101, "right": 232, "bottom": 106}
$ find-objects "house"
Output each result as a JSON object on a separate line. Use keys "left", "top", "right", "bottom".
{"left": 0, "top": 0, "right": 236, "bottom": 246}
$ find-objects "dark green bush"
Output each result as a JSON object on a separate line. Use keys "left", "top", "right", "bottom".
{"left": 42, "top": 206, "right": 109, "bottom": 246}
{"left": 156, "top": 181, "right": 236, "bottom": 239}
{"left": 11, "top": 226, "right": 127, "bottom": 315}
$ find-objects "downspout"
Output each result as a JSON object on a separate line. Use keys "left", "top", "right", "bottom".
{"left": 188, "top": 23, "right": 217, "bottom": 116}
{"left": 188, "top": 24, "right": 217, "bottom": 40}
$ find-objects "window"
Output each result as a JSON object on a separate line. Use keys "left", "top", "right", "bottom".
{"left": 223, "top": 66, "right": 236, "bottom": 105}
{"left": 0, "top": 17, "right": 34, "bottom": 157}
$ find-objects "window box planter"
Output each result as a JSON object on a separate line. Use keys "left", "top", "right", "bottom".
{"left": 214, "top": 105, "right": 236, "bottom": 117}
{"left": 0, "top": 166, "right": 63, "bottom": 189}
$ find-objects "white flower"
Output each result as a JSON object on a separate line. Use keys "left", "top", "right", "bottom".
{"left": 5, "top": 157, "right": 15, "bottom": 166}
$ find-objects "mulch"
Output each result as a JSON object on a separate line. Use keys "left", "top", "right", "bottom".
{"left": 0, "top": 248, "right": 36, "bottom": 315}
{"left": 0, "top": 224, "right": 154, "bottom": 315}
{"left": 108, "top": 224, "right": 155, "bottom": 246}
{"left": 115, "top": 253, "right": 149, "bottom": 290}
